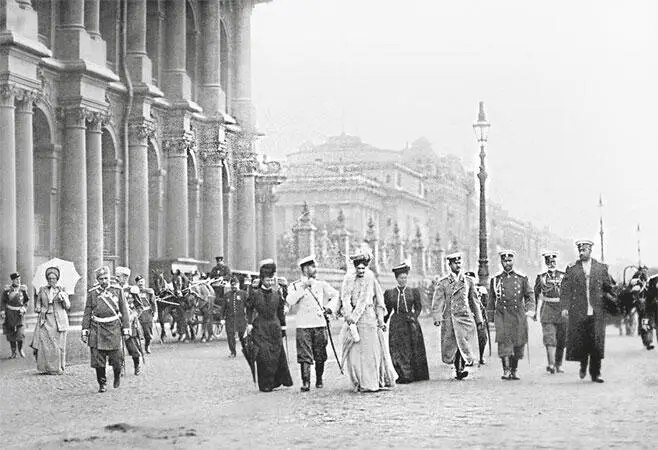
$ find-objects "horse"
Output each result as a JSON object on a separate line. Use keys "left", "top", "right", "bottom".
{"left": 152, "top": 271, "right": 183, "bottom": 342}
{"left": 181, "top": 279, "right": 222, "bottom": 342}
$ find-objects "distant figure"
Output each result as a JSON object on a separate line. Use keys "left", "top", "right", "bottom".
{"left": 221, "top": 277, "right": 248, "bottom": 358}
{"left": 1, "top": 272, "right": 30, "bottom": 359}
{"left": 560, "top": 240, "right": 614, "bottom": 383}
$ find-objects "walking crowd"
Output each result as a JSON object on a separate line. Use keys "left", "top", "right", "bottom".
{"left": 2, "top": 238, "right": 653, "bottom": 394}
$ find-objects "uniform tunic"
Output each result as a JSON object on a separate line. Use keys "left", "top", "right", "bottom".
{"left": 384, "top": 286, "right": 429, "bottom": 382}
{"left": 222, "top": 288, "right": 248, "bottom": 355}
{"left": 246, "top": 287, "right": 293, "bottom": 391}
{"left": 136, "top": 287, "right": 157, "bottom": 343}
{"left": 1, "top": 284, "right": 29, "bottom": 342}
{"left": 432, "top": 274, "right": 483, "bottom": 365}
{"left": 488, "top": 270, "right": 535, "bottom": 357}
{"left": 286, "top": 277, "right": 338, "bottom": 365}
{"left": 534, "top": 270, "right": 567, "bottom": 347}
{"left": 82, "top": 283, "right": 130, "bottom": 368}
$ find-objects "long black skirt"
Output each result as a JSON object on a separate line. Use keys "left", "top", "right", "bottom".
{"left": 388, "top": 313, "right": 429, "bottom": 382}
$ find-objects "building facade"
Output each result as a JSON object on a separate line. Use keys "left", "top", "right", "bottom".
{"left": 276, "top": 135, "right": 574, "bottom": 277}
{"left": 0, "top": 0, "right": 282, "bottom": 319}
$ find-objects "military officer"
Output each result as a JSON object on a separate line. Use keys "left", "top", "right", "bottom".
{"left": 432, "top": 253, "right": 483, "bottom": 380}
{"left": 134, "top": 275, "right": 157, "bottom": 354}
{"left": 1, "top": 273, "right": 30, "bottom": 358}
{"left": 286, "top": 255, "right": 339, "bottom": 391}
{"left": 534, "top": 251, "right": 567, "bottom": 373}
{"left": 465, "top": 271, "right": 488, "bottom": 365}
{"left": 487, "top": 250, "right": 535, "bottom": 380}
{"left": 115, "top": 267, "right": 143, "bottom": 375}
{"left": 82, "top": 266, "right": 130, "bottom": 392}
{"left": 221, "top": 276, "right": 248, "bottom": 358}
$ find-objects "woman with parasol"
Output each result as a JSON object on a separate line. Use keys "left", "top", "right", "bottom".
{"left": 31, "top": 267, "right": 70, "bottom": 374}
{"left": 244, "top": 259, "right": 293, "bottom": 392}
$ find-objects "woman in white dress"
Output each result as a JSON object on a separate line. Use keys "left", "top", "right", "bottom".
{"left": 31, "top": 267, "right": 70, "bottom": 374}
{"left": 327, "top": 252, "right": 396, "bottom": 392}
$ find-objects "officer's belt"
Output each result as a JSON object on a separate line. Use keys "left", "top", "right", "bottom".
{"left": 91, "top": 314, "right": 120, "bottom": 323}
{"left": 539, "top": 294, "right": 560, "bottom": 303}
{"left": 6, "top": 304, "right": 23, "bottom": 311}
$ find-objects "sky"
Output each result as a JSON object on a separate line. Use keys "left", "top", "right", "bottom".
{"left": 250, "top": 0, "right": 658, "bottom": 268}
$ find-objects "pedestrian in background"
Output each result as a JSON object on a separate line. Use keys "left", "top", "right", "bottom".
{"left": 32, "top": 267, "right": 70, "bottom": 374}
{"left": 1, "top": 273, "right": 30, "bottom": 358}
{"left": 221, "top": 276, "right": 248, "bottom": 358}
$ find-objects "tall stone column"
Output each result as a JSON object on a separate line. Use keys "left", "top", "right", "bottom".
{"left": 331, "top": 209, "right": 351, "bottom": 270}
{"left": 231, "top": 0, "right": 254, "bottom": 127}
{"left": 201, "top": 148, "right": 226, "bottom": 264}
{"left": 165, "top": 134, "right": 191, "bottom": 257}
{"left": 129, "top": 119, "right": 154, "bottom": 283}
{"left": 235, "top": 156, "right": 257, "bottom": 269}
{"left": 15, "top": 90, "right": 36, "bottom": 299}
{"left": 411, "top": 227, "right": 426, "bottom": 277}
{"left": 223, "top": 185, "right": 234, "bottom": 264}
{"left": 188, "top": 178, "right": 201, "bottom": 259}
{"left": 260, "top": 190, "right": 277, "bottom": 261}
{"left": 0, "top": 87, "right": 17, "bottom": 280}
{"left": 364, "top": 217, "right": 380, "bottom": 274}
{"left": 60, "top": 107, "right": 88, "bottom": 313}
{"left": 163, "top": 0, "right": 189, "bottom": 100}
{"left": 391, "top": 222, "right": 404, "bottom": 267}
{"left": 84, "top": 0, "right": 100, "bottom": 38}
{"left": 126, "top": 0, "right": 152, "bottom": 84}
{"left": 199, "top": 0, "right": 225, "bottom": 114}
{"left": 85, "top": 115, "right": 103, "bottom": 286}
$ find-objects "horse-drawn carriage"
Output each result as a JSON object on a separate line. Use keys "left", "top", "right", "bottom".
{"left": 149, "top": 257, "right": 225, "bottom": 343}
{"left": 610, "top": 265, "right": 658, "bottom": 336}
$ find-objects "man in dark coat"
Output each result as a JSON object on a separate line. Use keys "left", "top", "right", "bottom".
{"left": 221, "top": 276, "right": 248, "bottom": 358}
{"left": 134, "top": 275, "right": 157, "bottom": 353}
{"left": 1, "top": 273, "right": 30, "bottom": 358}
{"left": 82, "top": 266, "right": 130, "bottom": 392}
{"left": 209, "top": 256, "right": 232, "bottom": 280}
{"left": 488, "top": 250, "right": 535, "bottom": 380}
{"left": 560, "top": 239, "right": 614, "bottom": 383}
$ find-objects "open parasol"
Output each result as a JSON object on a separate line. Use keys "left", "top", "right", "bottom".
{"left": 242, "top": 332, "right": 257, "bottom": 385}
{"left": 33, "top": 258, "right": 81, "bottom": 294}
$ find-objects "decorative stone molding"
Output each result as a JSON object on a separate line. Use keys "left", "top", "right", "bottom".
{"left": 234, "top": 152, "right": 259, "bottom": 176}
{"left": 129, "top": 118, "right": 156, "bottom": 142}
{"left": 56, "top": 106, "right": 110, "bottom": 128}
{"left": 200, "top": 148, "right": 228, "bottom": 167}
{"left": 164, "top": 132, "right": 196, "bottom": 157}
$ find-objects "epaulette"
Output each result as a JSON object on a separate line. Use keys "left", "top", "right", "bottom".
{"left": 3, "top": 284, "right": 10, "bottom": 291}
{"left": 514, "top": 270, "right": 527, "bottom": 278}
{"left": 566, "top": 262, "right": 576, "bottom": 269}
{"left": 146, "top": 288, "right": 155, "bottom": 295}
{"left": 19, "top": 284, "right": 28, "bottom": 290}
{"left": 438, "top": 274, "right": 451, "bottom": 282}
{"left": 88, "top": 284, "right": 101, "bottom": 293}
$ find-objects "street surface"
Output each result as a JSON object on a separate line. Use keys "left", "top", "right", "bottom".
{"left": 1, "top": 317, "right": 656, "bottom": 449}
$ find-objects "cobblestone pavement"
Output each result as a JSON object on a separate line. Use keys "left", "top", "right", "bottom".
{"left": 1, "top": 317, "right": 656, "bottom": 449}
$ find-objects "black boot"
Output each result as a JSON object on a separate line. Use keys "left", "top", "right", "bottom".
{"left": 300, "top": 363, "right": 311, "bottom": 392}
{"left": 315, "top": 362, "right": 325, "bottom": 388}
{"left": 96, "top": 367, "right": 107, "bottom": 393}
{"left": 509, "top": 357, "right": 520, "bottom": 380}
{"left": 9, "top": 341, "right": 17, "bottom": 359}
{"left": 113, "top": 366, "right": 121, "bottom": 388}
{"left": 133, "top": 357, "right": 141, "bottom": 376}
{"left": 145, "top": 338, "right": 151, "bottom": 354}
{"left": 501, "top": 357, "right": 511, "bottom": 380}
{"left": 17, "top": 341, "right": 25, "bottom": 358}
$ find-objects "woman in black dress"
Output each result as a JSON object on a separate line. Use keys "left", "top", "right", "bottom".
{"left": 383, "top": 262, "right": 429, "bottom": 383}
{"left": 245, "top": 260, "right": 293, "bottom": 392}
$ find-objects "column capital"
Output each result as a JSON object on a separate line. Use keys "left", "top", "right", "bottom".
{"left": 129, "top": 118, "right": 156, "bottom": 142}
{"left": 234, "top": 153, "right": 259, "bottom": 176}
{"left": 200, "top": 148, "right": 228, "bottom": 167}
{"left": 164, "top": 132, "right": 196, "bottom": 157}
{"left": 0, "top": 83, "right": 18, "bottom": 100}
{"left": 15, "top": 88, "right": 41, "bottom": 112}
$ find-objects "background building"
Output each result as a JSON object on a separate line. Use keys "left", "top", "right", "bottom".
{"left": 276, "top": 134, "right": 574, "bottom": 279}
{"left": 0, "top": 0, "right": 281, "bottom": 321}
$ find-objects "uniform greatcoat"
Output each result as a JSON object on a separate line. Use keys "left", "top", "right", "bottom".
{"left": 432, "top": 273, "right": 483, "bottom": 364}
{"left": 222, "top": 288, "right": 248, "bottom": 355}
{"left": 488, "top": 270, "right": 535, "bottom": 356}
{"left": 1, "top": 284, "right": 30, "bottom": 342}
{"left": 560, "top": 259, "right": 613, "bottom": 361}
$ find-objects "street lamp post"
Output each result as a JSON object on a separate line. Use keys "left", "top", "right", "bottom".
{"left": 473, "top": 101, "right": 491, "bottom": 288}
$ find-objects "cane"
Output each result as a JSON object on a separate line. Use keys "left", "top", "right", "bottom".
{"left": 121, "top": 335, "right": 126, "bottom": 376}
